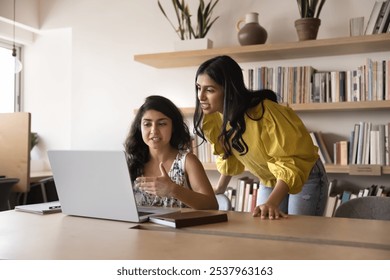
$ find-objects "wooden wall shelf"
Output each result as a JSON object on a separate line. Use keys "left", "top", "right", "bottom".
{"left": 289, "top": 100, "right": 390, "bottom": 112}
{"left": 134, "top": 34, "right": 390, "bottom": 68}
{"left": 180, "top": 100, "right": 390, "bottom": 116}
{"left": 203, "top": 163, "right": 390, "bottom": 175}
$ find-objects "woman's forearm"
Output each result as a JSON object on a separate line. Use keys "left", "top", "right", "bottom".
{"left": 266, "top": 179, "right": 289, "bottom": 207}
{"left": 214, "top": 174, "right": 232, "bottom": 194}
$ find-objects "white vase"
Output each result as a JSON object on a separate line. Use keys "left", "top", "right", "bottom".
{"left": 174, "top": 38, "right": 213, "bottom": 51}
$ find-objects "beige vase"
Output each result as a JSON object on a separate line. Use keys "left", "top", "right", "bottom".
{"left": 295, "top": 18, "right": 321, "bottom": 41}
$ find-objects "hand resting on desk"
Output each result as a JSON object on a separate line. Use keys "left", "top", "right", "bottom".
{"left": 252, "top": 203, "right": 288, "bottom": 220}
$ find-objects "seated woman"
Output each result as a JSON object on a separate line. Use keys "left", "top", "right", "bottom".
{"left": 124, "top": 95, "right": 218, "bottom": 210}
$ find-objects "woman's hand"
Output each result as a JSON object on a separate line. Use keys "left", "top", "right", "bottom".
{"left": 135, "top": 163, "right": 175, "bottom": 197}
{"left": 252, "top": 179, "right": 289, "bottom": 220}
{"left": 252, "top": 203, "right": 288, "bottom": 220}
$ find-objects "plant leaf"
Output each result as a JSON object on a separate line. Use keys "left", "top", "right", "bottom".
{"left": 157, "top": 0, "right": 220, "bottom": 40}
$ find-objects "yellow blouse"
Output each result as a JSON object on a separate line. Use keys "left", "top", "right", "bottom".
{"left": 202, "top": 100, "right": 319, "bottom": 194}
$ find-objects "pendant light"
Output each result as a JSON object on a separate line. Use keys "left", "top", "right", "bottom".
{"left": 12, "top": 0, "right": 22, "bottom": 73}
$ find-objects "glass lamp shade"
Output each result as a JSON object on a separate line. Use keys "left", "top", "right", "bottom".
{"left": 14, "top": 57, "right": 22, "bottom": 73}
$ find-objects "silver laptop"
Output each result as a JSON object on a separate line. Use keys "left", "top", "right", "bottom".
{"left": 47, "top": 150, "right": 179, "bottom": 223}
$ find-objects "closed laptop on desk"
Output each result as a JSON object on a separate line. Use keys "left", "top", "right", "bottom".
{"left": 47, "top": 150, "right": 178, "bottom": 223}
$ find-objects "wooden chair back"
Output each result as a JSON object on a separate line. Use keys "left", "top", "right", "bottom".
{"left": 0, "top": 113, "right": 31, "bottom": 192}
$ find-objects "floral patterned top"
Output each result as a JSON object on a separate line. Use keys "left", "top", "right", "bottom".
{"left": 134, "top": 150, "right": 191, "bottom": 208}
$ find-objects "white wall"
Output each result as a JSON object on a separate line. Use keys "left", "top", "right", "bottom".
{"left": 0, "top": 0, "right": 38, "bottom": 45}
{"left": 0, "top": 0, "right": 39, "bottom": 30}
{"left": 25, "top": 28, "right": 72, "bottom": 162}
{"left": 19, "top": 0, "right": 389, "bottom": 188}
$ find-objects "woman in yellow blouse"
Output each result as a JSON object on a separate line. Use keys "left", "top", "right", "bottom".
{"left": 193, "top": 55, "right": 329, "bottom": 220}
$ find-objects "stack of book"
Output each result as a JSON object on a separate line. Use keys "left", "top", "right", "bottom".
{"left": 224, "top": 177, "right": 259, "bottom": 213}
{"left": 311, "top": 121, "right": 390, "bottom": 166}
{"left": 349, "top": 122, "right": 389, "bottom": 165}
{"left": 149, "top": 210, "right": 228, "bottom": 228}
{"left": 191, "top": 134, "right": 217, "bottom": 164}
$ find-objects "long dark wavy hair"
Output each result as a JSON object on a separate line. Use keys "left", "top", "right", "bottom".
{"left": 124, "top": 95, "right": 191, "bottom": 181}
{"left": 193, "top": 55, "right": 278, "bottom": 159}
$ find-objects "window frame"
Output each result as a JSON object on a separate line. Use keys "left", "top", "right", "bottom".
{"left": 0, "top": 39, "right": 22, "bottom": 113}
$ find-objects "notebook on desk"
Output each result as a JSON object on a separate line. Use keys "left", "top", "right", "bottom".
{"left": 47, "top": 150, "right": 179, "bottom": 223}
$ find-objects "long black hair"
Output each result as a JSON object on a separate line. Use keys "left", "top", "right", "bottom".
{"left": 124, "top": 95, "right": 191, "bottom": 180}
{"left": 193, "top": 55, "right": 277, "bottom": 159}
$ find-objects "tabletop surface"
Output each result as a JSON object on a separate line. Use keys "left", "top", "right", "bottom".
{"left": 1, "top": 210, "right": 389, "bottom": 260}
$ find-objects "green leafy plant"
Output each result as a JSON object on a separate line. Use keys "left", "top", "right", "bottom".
{"left": 30, "top": 132, "right": 39, "bottom": 151}
{"left": 296, "top": 0, "right": 326, "bottom": 18}
{"left": 158, "top": 0, "right": 220, "bottom": 40}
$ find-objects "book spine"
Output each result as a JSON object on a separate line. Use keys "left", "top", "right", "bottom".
{"left": 235, "top": 177, "right": 247, "bottom": 212}
{"left": 365, "top": 1, "right": 385, "bottom": 35}
{"left": 375, "top": 0, "right": 390, "bottom": 33}
{"left": 250, "top": 182, "right": 258, "bottom": 213}
{"left": 357, "top": 121, "right": 365, "bottom": 164}
{"left": 351, "top": 123, "right": 360, "bottom": 164}
{"left": 385, "top": 123, "right": 390, "bottom": 166}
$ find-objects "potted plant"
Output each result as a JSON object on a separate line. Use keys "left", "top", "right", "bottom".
{"left": 295, "top": 0, "right": 327, "bottom": 41}
{"left": 30, "top": 132, "right": 39, "bottom": 151}
{"left": 158, "top": 0, "right": 220, "bottom": 50}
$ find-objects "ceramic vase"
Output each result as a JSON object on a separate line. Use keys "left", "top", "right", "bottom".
{"left": 237, "top": 12, "right": 268, "bottom": 46}
{"left": 295, "top": 18, "right": 321, "bottom": 41}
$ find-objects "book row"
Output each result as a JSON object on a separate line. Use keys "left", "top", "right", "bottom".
{"left": 223, "top": 177, "right": 390, "bottom": 217}
{"left": 348, "top": 122, "right": 390, "bottom": 166}
{"left": 242, "top": 58, "right": 390, "bottom": 104}
{"left": 193, "top": 121, "right": 390, "bottom": 168}
{"left": 312, "top": 122, "right": 390, "bottom": 166}
{"left": 225, "top": 177, "right": 259, "bottom": 213}
{"left": 191, "top": 135, "right": 217, "bottom": 164}
{"left": 324, "top": 179, "right": 390, "bottom": 218}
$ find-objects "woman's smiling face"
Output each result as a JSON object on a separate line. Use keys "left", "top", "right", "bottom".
{"left": 196, "top": 73, "right": 224, "bottom": 114}
{"left": 141, "top": 109, "right": 172, "bottom": 150}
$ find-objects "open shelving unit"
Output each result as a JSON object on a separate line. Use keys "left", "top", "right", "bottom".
{"left": 134, "top": 33, "right": 390, "bottom": 176}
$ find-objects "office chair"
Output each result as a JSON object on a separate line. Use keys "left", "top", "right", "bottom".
{"left": 0, "top": 177, "right": 19, "bottom": 211}
{"left": 334, "top": 196, "right": 390, "bottom": 221}
{"left": 21, "top": 176, "right": 56, "bottom": 205}
{"left": 216, "top": 194, "right": 232, "bottom": 211}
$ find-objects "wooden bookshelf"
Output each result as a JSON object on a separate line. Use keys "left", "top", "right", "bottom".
{"left": 134, "top": 33, "right": 390, "bottom": 180}
{"left": 134, "top": 34, "right": 390, "bottom": 68}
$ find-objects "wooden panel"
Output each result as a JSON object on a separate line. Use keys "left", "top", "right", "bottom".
{"left": 0, "top": 113, "right": 31, "bottom": 192}
{"left": 349, "top": 165, "right": 382, "bottom": 176}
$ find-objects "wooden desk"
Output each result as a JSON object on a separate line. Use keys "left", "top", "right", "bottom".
{"left": 0, "top": 210, "right": 389, "bottom": 260}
